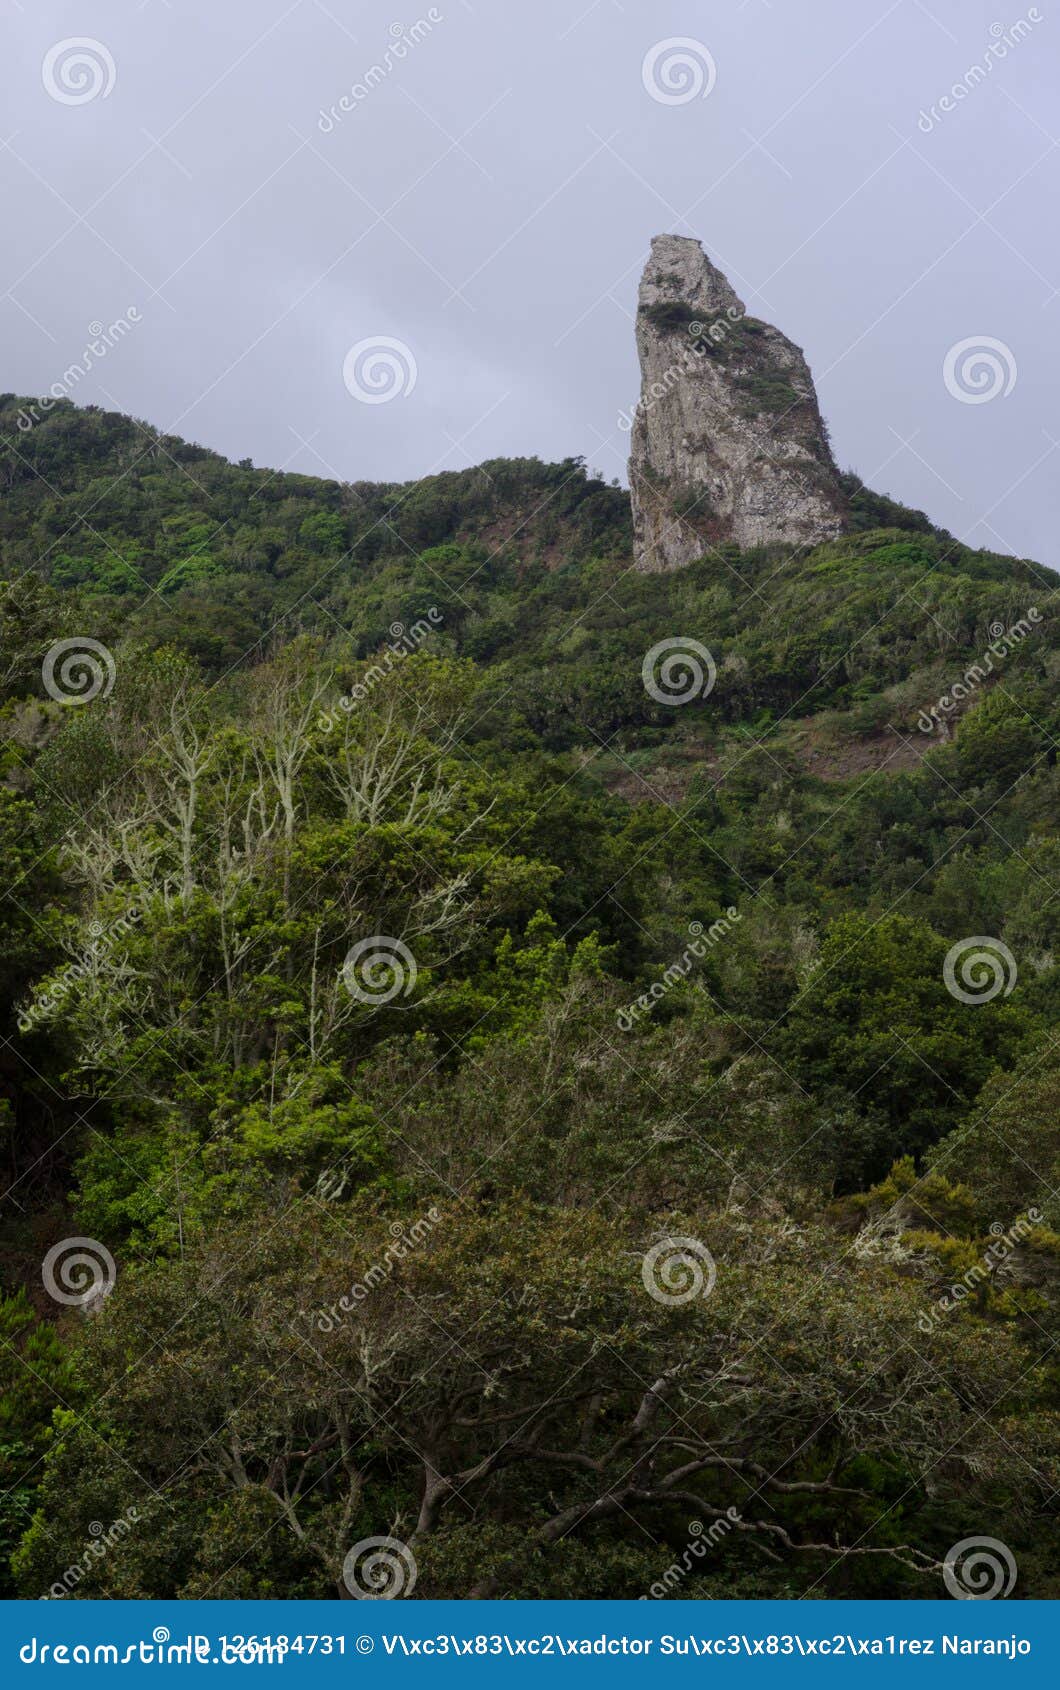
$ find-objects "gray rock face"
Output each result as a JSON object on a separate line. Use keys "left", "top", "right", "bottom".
{"left": 629, "top": 235, "right": 846, "bottom": 571}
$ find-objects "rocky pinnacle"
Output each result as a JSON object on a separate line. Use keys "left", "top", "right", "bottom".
{"left": 629, "top": 235, "right": 846, "bottom": 570}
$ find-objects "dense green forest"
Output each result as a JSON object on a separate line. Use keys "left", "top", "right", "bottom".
{"left": 1, "top": 395, "right": 1058, "bottom": 1600}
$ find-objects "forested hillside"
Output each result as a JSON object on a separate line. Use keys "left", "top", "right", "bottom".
{"left": 1, "top": 396, "right": 1058, "bottom": 1601}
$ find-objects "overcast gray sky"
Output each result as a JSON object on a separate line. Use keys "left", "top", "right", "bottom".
{"left": 3, "top": 0, "right": 1058, "bottom": 568}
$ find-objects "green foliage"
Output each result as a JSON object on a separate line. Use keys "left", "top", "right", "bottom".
{"left": 782, "top": 914, "right": 1034, "bottom": 1181}
{"left": 933, "top": 1043, "right": 1060, "bottom": 1229}
{"left": 0, "top": 1293, "right": 73, "bottom": 1595}
{"left": 3, "top": 398, "right": 1060, "bottom": 1597}
{"left": 13, "top": 1198, "right": 1050, "bottom": 1600}
{"left": 735, "top": 372, "right": 802, "bottom": 414}
{"left": 954, "top": 687, "right": 1041, "bottom": 784}
{"left": 640, "top": 300, "right": 701, "bottom": 333}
